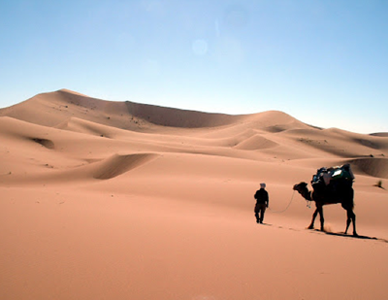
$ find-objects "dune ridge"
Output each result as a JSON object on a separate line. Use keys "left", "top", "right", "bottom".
{"left": 1, "top": 89, "right": 387, "bottom": 181}
{"left": 1, "top": 89, "right": 388, "bottom": 300}
{"left": 92, "top": 153, "right": 160, "bottom": 180}
{"left": 350, "top": 157, "right": 388, "bottom": 178}
{"left": 0, "top": 89, "right": 312, "bottom": 131}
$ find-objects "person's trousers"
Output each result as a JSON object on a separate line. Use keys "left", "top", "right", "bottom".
{"left": 255, "top": 204, "right": 267, "bottom": 223}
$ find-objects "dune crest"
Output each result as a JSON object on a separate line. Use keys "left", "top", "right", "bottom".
{"left": 92, "top": 153, "right": 159, "bottom": 180}
{"left": 29, "top": 137, "right": 55, "bottom": 150}
{"left": 0, "top": 89, "right": 313, "bottom": 131}
{"left": 234, "top": 134, "right": 278, "bottom": 150}
{"left": 350, "top": 157, "right": 388, "bottom": 178}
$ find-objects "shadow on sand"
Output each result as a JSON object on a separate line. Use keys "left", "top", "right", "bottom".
{"left": 256, "top": 223, "right": 388, "bottom": 243}
{"left": 314, "top": 229, "right": 388, "bottom": 243}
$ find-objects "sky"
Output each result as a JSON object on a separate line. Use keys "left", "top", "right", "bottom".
{"left": 0, "top": 0, "right": 387, "bottom": 134}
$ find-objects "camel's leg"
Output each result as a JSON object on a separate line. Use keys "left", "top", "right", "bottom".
{"left": 352, "top": 212, "right": 357, "bottom": 236}
{"left": 318, "top": 206, "right": 324, "bottom": 231}
{"left": 345, "top": 211, "right": 351, "bottom": 234}
{"left": 308, "top": 208, "right": 319, "bottom": 229}
{"left": 345, "top": 210, "right": 358, "bottom": 236}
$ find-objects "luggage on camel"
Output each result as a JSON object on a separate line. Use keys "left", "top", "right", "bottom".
{"left": 311, "top": 163, "right": 355, "bottom": 191}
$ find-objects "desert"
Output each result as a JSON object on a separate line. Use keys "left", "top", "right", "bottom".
{"left": 1, "top": 89, "right": 388, "bottom": 300}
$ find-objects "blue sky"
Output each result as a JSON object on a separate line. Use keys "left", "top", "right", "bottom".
{"left": 1, "top": 0, "right": 387, "bottom": 133}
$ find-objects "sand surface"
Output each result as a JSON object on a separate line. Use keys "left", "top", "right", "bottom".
{"left": 1, "top": 89, "right": 388, "bottom": 300}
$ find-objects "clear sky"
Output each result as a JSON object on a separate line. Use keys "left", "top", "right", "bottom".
{"left": 1, "top": 0, "right": 387, "bottom": 133}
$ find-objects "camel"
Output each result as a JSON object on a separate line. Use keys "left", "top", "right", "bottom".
{"left": 293, "top": 179, "right": 358, "bottom": 236}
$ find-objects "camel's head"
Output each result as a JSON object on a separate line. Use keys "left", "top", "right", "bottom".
{"left": 293, "top": 182, "right": 308, "bottom": 192}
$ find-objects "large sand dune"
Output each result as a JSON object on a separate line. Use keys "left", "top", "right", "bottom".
{"left": 1, "top": 89, "right": 388, "bottom": 300}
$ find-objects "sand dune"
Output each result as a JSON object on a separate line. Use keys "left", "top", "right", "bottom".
{"left": 92, "top": 153, "right": 159, "bottom": 180}
{"left": 234, "top": 134, "right": 278, "bottom": 150}
{"left": 1, "top": 89, "right": 388, "bottom": 300}
{"left": 350, "top": 157, "right": 388, "bottom": 178}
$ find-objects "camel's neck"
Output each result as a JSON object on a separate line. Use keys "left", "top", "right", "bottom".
{"left": 299, "top": 188, "right": 313, "bottom": 201}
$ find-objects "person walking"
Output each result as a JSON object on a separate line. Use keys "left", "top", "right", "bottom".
{"left": 254, "top": 183, "right": 269, "bottom": 224}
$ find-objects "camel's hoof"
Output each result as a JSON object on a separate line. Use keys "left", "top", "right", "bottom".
{"left": 353, "top": 232, "right": 359, "bottom": 237}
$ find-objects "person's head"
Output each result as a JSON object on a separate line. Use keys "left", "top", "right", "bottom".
{"left": 260, "top": 183, "right": 266, "bottom": 189}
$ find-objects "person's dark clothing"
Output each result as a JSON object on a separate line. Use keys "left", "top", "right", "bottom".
{"left": 254, "top": 188, "right": 269, "bottom": 205}
{"left": 254, "top": 188, "right": 269, "bottom": 224}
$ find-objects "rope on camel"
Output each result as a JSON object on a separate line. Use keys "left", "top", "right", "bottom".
{"left": 268, "top": 190, "right": 296, "bottom": 213}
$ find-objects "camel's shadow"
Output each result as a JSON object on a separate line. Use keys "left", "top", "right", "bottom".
{"left": 256, "top": 223, "right": 388, "bottom": 243}
{"left": 312, "top": 229, "right": 388, "bottom": 243}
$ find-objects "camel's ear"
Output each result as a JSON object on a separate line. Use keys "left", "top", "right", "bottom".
{"left": 300, "top": 182, "right": 308, "bottom": 188}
